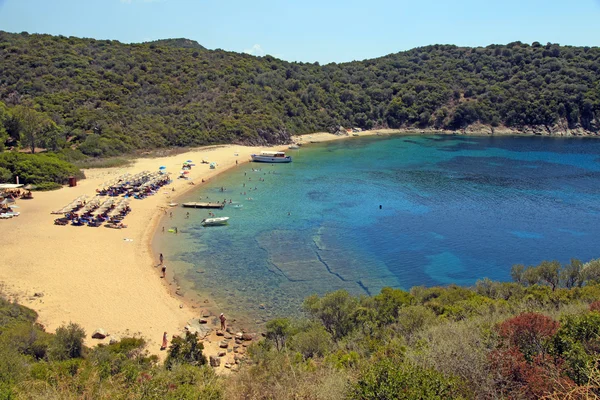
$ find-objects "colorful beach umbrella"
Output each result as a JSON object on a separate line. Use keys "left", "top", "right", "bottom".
{"left": 159, "top": 166, "right": 167, "bottom": 170}
{"left": 187, "top": 160, "right": 193, "bottom": 163}
{"left": 183, "top": 171, "right": 190, "bottom": 175}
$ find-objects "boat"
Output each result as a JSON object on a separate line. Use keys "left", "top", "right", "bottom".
{"left": 251, "top": 151, "right": 292, "bottom": 163}
{"left": 288, "top": 144, "right": 300, "bottom": 149}
{"left": 182, "top": 202, "right": 224, "bottom": 209}
{"left": 168, "top": 202, "right": 178, "bottom": 207}
{"left": 201, "top": 217, "right": 229, "bottom": 226}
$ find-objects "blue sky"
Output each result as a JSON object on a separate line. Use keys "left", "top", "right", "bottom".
{"left": 1, "top": 0, "right": 599, "bottom": 63}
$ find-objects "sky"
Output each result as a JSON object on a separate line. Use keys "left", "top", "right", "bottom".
{"left": 0, "top": 0, "right": 599, "bottom": 64}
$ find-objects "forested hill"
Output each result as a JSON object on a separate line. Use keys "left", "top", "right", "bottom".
{"left": 0, "top": 31, "right": 599, "bottom": 157}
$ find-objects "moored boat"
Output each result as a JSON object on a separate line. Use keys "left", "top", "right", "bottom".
{"left": 251, "top": 151, "right": 292, "bottom": 163}
{"left": 201, "top": 217, "right": 229, "bottom": 226}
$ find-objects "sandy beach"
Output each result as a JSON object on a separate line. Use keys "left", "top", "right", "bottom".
{"left": 0, "top": 130, "right": 393, "bottom": 367}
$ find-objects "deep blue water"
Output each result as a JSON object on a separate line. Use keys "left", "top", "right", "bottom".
{"left": 155, "top": 135, "right": 600, "bottom": 323}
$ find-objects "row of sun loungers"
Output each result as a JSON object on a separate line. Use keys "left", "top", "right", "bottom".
{"left": 53, "top": 170, "right": 171, "bottom": 228}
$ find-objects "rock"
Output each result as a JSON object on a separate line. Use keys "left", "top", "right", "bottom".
{"left": 204, "top": 300, "right": 209, "bottom": 303}
{"left": 179, "top": 304, "right": 184, "bottom": 309}
{"left": 218, "top": 351, "right": 226, "bottom": 357}
{"left": 259, "top": 304, "right": 265, "bottom": 309}
{"left": 202, "top": 311, "right": 211, "bottom": 318}
{"left": 91, "top": 329, "right": 108, "bottom": 339}
{"left": 216, "top": 330, "right": 224, "bottom": 336}
{"left": 33, "top": 292, "right": 44, "bottom": 297}
{"left": 209, "top": 356, "right": 220, "bottom": 367}
{"left": 235, "top": 332, "right": 243, "bottom": 340}
{"left": 224, "top": 333, "right": 232, "bottom": 339}
{"left": 235, "top": 339, "right": 243, "bottom": 345}
{"left": 199, "top": 319, "right": 208, "bottom": 324}
{"left": 219, "top": 341, "right": 229, "bottom": 349}
{"left": 225, "top": 363, "right": 232, "bottom": 369}
{"left": 242, "top": 333, "right": 254, "bottom": 341}
{"left": 109, "top": 336, "right": 119, "bottom": 345}
{"left": 226, "top": 327, "right": 233, "bottom": 333}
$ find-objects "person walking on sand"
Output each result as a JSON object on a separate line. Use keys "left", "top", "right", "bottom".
{"left": 159, "top": 253, "right": 164, "bottom": 265}
{"left": 161, "top": 264, "right": 166, "bottom": 278}
{"left": 219, "top": 313, "right": 226, "bottom": 331}
{"left": 161, "top": 332, "right": 168, "bottom": 350}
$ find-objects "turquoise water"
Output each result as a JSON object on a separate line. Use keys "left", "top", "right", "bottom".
{"left": 155, "top": 135, "right": 600, "bottom": 324}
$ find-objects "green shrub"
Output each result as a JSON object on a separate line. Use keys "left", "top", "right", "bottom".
{"left": 48, "top": 323, "right": 86, "bottom": 361}
{"left": 32, "top": 182, "right": 62, "bottom": 191}
{"left": 351, "top": 359, "right": 468, "bottom": 399}
{"left": 0, "top": 152, "right": 83, "bottom": 185}
{"left": 165, "top": 331, "right": 207, "bottom": 369}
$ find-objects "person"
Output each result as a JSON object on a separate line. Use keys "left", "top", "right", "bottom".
{"left": 159, "top": 253, "right": 164, "bottom": 265}
{"left": 236, "top": 160, "right": 238, "bottom": 165}
{"left": 161, "top": 332, "right": 168, "bottom": 350}
{"left": 162, "top": 226, "right": 165, "bottom": 233}
{"left": 161, "top": 264, "right": 166, "bottom": 278}
{"left": 174, "top": 227, "right": 178, "bottom": 234}
{"left": 219, "top": 313, "right": 226, "bottom": 331}
{"left": 186, "top": 212, "right": 190, "bottom": 219}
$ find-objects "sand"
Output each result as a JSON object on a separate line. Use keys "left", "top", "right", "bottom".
{"left": 0, "top": 130, "right": 391, "bottom": 366}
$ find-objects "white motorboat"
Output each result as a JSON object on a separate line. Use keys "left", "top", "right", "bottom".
{"left": 201, "top": 217, "right": 229, "bottom": 226}
{"left": 251, "top": 151, "right": 292, "bottom": 163}
{"left": 288, "top": 144, "right": 300, "bottom": 149}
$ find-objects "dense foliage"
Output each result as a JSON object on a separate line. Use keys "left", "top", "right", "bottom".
{"left": 4, "top": 258, "right": 600, "bottom": 398}
{"left": 0, "top": 31, "right": 598, "bottom": 157}
{"left": 0, "top": 152, "right": 84, "bottom": 186}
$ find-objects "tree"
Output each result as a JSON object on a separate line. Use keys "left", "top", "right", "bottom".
{"left": 511, "top": 264, "right": 525, "bottom": 284}
{"left": 561, "top": 259, "right": 583, "bottom": 289}
{"left": 48, "top": 322, "right": 86, "bottom": 360}
{"left": 303, "top": 290, "right": 358, "bottom": 340}
{"left": 12, "top": 106, "right": 56, "bottom": 154}
{"left": 265, "top": 318, "right": 292, "bottom": 351}
{"left": 165, "top": 331, "right": 207, "bottom": 369}
{"left": 538, "top": 260, "right": 561, "bottom": 291}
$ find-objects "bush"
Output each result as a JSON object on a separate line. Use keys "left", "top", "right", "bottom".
{"left": 351, "top": 359, "right": 467, "bottom": 399}
{"left": 165, "top": 331, "right": 207, "bottom": 369}
{"left": 0, "top": 152, "right": 83, "bottom": 185}
{"left": 33, "top": 181, "right": 62, "bottom": 191}
{"left": 48, "top": 322, "right": 86, "bottom": 361}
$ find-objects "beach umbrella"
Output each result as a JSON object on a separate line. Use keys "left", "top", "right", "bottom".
{"left": 159, "top": 166, "right": 167, "bottom": 170}
{"left": 186, "top": 160, "right": 193, "bottom": 163}
{"left": 183, "top": 171, "right": 190, "bottom": 175}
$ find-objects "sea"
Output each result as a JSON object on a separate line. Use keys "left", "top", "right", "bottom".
{"left": 153, "top": 134, "right": 600, "bottom": 325}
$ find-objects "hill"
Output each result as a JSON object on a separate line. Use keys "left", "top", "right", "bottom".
{"left": 144, "top": 38, "right": 206, "bottom": 50}
{"left": 0, "top": 31, "right": 599, "bottom": 157}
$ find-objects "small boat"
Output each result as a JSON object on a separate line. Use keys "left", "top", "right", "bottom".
{"left": 288, "top": 144, "right": 300, "bottom": 149}
{"left": 168, "top": 202, "right": 178, "bottom": 207}
{"left": 182, "top": 202, "right": 224, "bottom": 209}
{"left": 201, "top": 217, "right": 229, "bottom": 226}
{"left": 251, "top": 151, "right": 292, "bottom": 163}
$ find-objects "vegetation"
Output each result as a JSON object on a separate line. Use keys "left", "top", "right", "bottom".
{"left": 0, "top": 31, "right": 598, "bottom": 158}
{"left": 0, "top": 152, "right": 83, "bottom": 186}
{"left": 4, "top": 258, "right": 600, "bottom": 398}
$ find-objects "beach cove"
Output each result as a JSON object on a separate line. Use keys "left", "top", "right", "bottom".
{"left": 0, "top": 131, "right": 378, "bottom": 363}
{"left": 155, "top": 133, "right": 600, "bottom": 328}
{"left": 3, "top": 129, "right": 600, "bottom": 365}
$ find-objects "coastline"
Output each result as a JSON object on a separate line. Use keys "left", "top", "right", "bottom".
{"left": 1, "top": 128, "right": 591, "bottom": 365}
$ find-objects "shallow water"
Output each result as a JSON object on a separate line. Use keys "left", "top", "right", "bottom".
{"left": 154, "top": 135, "right": 600, "bottom": 324}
